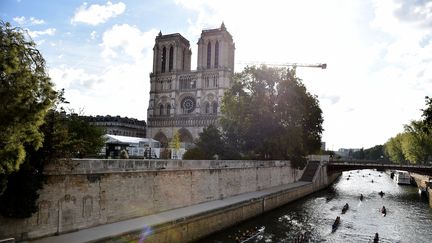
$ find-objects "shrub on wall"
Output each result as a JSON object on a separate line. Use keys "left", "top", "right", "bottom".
{"left": 183, "top": 147, "right": 206, "bottom": 160}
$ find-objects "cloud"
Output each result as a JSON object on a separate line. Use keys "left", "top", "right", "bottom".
{"left": 50, "top": 66, "right": 100, "bottom": 90}
{"left": 29, "top": 17, "right": 45, "bottom": 25}
{"left": 174, "top": 0, "right": 432, "bottom": 149}
{"left": 101, "top": 24, "right": 158, "bottom": 61}
{"left": 27, "top": 28, "right": 56, "bottom": 38}
{"left": 321, "top": 95, "right": 341, "bottom": 105}
{"left": 394, "top": 0, "right": 432, "bottom": 28}
{"left": 13, "top": 16, "right": 26, "bottom": 25}
{"left": 49, "top": 60, "right": 152, "bottom": 120}
{"left": 71, "top": 1, "right": 126, "bottom": 26}
{"left": 13, "top": 16, "right": 45, "bottom": 25}
{"left": 90, "top": 30, "right": 97, "bottom": 40}
{"left": 48, "top": 24, "right": 156, "bottom": 120}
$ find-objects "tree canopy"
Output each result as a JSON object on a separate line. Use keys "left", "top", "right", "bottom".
{"left": 422, "top": 96, "right": 432, "bottom": 133}
{"left": 183, "top": 125, "right": 240, "bottom": 160}
{"left": 0, "top": 21, "right": 57, "bottom": 194}
{"left": 0, "top": 21, "right": 104, "bottom": 217}
{"left": 0, "top": 110, "right": 104, "bottom": 218}
{"left": 351, "top": 145, "right": 387, "bottom": 161}
{"left": 220, "top": 66, "right": 323, "bottom": 166}
{"left": 384, "top": 98, "right": 432, "bottom": 164}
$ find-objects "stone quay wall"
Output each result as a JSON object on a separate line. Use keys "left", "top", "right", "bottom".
{"left": 101, "top": 162, "right": 340, "bottom": 243}
{"left": 0, "top": 159, "right": 304, "bottom": 241}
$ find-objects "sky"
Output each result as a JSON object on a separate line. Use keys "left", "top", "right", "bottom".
{"left": 1, "top": 0, "right": 431, "bottom": 150}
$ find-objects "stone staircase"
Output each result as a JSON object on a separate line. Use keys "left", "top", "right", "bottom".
{"left": 300, "top": 161, "right": 320, "bottom": 182}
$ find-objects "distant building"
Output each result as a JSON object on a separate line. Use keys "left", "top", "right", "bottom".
{"left": 321, "top": 142, "right": 326, "bottom": 151}
{"left": 336, "top": 148, "right": 361, "bottom": 158}
{"left": 82, "top": 115, "right": 146, "bottom": 138}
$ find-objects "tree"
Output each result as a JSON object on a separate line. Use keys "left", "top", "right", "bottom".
{"left": 421, "top": 96, "right": 432, "bottom": 133}
{"left": 0, "top": 21, "right": 57, "bottom": 195}
{"left": 384, "top": 96, "right": 432, "bottom": 165}
{"left": 221, "top": 66, "right": 323, "bottom": 167}
{"left": 352, "top": 145, "right": 386, "bottom": 160}
{"left": 195, "top": 125, "right": 224, "bottom": 159}
{"left": 0, "top": 110, "right": 104, "bottom": 218}
{"left": 66, "top": 114, "right": 105, "bottom": 158}
{"left": 385, "top": 134, "right": 406, "bottom": 164}
{"left": 182, "top": 125, "right": 240, "bottom": 160}
{"left": 401, "top": 121, "right": 432, "bottom": 164}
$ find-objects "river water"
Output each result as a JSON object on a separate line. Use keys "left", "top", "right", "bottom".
{"left": 201, "top": 169, "right": 432, "bottom": 242}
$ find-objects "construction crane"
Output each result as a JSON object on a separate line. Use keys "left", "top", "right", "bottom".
{"left": 237, "top": 61, "right": 327, "bottom": 69}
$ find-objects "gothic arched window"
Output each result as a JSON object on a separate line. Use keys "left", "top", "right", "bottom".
{"left": 212, "top": 102, "right": 218, "bottom": 114}
{"left": 205, "top": 102, "right": 210, "bottom": 114}
{"left": 166, "top": 104, "right": 171, "bottom": 116}
{"left": 215, "top": 41, "right": 219, "bottom": 68}
{"left": 159, "top": 104, "right": 164, "bottom": 116}
{"left": 169, "top": 46, "right": 174, "bottom": 72}
{"left": 207, "top": 42, "right": 211, "bottom": 69}
{"left": 182, "top": 48, "right": 186, "bottom": 71}
{"left": 161, "top": 47, "right": 166, "bottom": 73}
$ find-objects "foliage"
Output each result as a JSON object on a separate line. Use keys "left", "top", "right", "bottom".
{"left": 0, "top": 21, "right": 57, "bottom": 195}
{"left": 0, "top": 110, "right": 104, "bottom": 218}
{"left": 352, "top": 145, "right": 387, "bottom": 160}
{"left": 422, "top": 96, "right": 432, "bottom": 133}
{"left": 171, "top": 131, "right": 181, "bottom": 150}
{"left": 385, "top": 133, "right": 406, "bottom": 164}
{"left": 183, "top": 147, "right": 206, "bottom": 160}
{"left": 220, "top": 66, "right": 323, "bottom": 166}
{"left": 384, "top": 98, "right": 432, "bottom": 164}
{"left": 183, "top": 125, "right": 240, "bottom": 160}
{"left": 65, "top": 114, "right": 105, "bottom": 158}
{"left": 401, "top": 121, "right": 432, "bottom": 164}
{"left": 195, "top": 125, "right": 224, "bottom": 159}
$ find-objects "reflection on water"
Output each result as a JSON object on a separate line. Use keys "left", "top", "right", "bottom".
{"left": 202, "top": 169, "right": 432, "bottom": 243}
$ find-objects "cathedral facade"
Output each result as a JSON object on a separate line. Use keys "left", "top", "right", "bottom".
{"left": 146, "top": 23, "right": 235, "bottom": 148}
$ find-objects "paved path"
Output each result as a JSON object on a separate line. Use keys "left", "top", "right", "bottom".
{"left": 32, "top": 181, "right": 310, "bottom": 243}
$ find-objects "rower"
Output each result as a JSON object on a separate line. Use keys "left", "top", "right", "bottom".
{"left": 342, "top": 203, "right": 349, "bottom": 213}
{"left": 373, "top": 232, "right": 379, "bottom": 243}
{"left": 332, "top": 216, "right": 340, "bottom": 232}
{"left": 381, "top": 206, "right": 387, "bottom": 216}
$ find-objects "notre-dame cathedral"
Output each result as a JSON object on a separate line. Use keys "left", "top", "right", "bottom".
{"left": 146, "top": 23, "right": 235, "bottom": 148}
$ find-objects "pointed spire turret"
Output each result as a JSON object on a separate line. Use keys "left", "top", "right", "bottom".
{"left": 221, "top": 21, "right": 226, "bottom": 31}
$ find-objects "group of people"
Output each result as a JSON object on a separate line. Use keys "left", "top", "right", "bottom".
{"left": 332, "top": 190, "right": 388, "bottom": 241}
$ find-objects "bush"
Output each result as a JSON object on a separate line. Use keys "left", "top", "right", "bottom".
{"left": 183, "top": 147, "right": 206, "bottom": 160}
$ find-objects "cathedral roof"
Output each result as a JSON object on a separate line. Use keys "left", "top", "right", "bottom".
{"left": 201, "top": 22, "right": 233, "bottom": 40}
{"left": 156, "top": 33, "right": 190, "bottom": 46}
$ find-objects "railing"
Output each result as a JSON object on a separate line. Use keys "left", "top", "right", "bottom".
{"left": 148, "top": 115, "right": 218, "bottom": 127}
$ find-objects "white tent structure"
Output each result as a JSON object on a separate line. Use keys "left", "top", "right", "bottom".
{"left": 103, "top": 134, "right": 161, "bottom": 158}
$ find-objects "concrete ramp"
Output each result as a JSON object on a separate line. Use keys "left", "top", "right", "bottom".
{"left": 300, "top": 161, "right": 320, "bottom": 182}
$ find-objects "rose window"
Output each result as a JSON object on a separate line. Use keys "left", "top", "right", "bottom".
{"left": 181, "top": 96, "right": 196, "bottom": 113}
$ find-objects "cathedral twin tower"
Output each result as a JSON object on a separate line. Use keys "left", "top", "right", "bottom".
{"left": 146, "top": 23, "right": 235, "bottom": 148}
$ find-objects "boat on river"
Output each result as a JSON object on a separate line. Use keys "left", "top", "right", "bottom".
{"left": 332, "top": 216, "right": 340, "bottom": 232}
{"left": 341, "top": 203, "right": 349, "bottom": 214}
{"left": 394, "top": 170, "right": 411, "bottom": 185}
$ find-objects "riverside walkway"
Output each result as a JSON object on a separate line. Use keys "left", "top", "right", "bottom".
{"left": 33, "top": 181, "right": 310, "bottom": 243}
